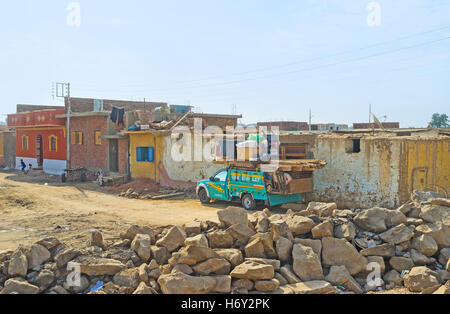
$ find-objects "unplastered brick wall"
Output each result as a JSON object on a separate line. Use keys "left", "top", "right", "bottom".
{"left": 184, "top": 117, "right": 239, "bottom": 130}
{"left": 65, "top": 98, "right": 168, "bottom": 114}
{"left": 16, "top": 104, "right": 64, "bottom": 113}
{"left": 70, "top": 116, "right": 108, "bottom": 170}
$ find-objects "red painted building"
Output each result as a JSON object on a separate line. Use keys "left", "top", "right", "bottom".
{"left": 7, "top": 110, "right": 67, "bottom": 174}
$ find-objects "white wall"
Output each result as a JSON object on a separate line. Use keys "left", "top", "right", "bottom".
{"left": 16, "top": 157, "right": 66, "bottom": 175}
{"left": 43, "top": 159, "right": 67, "bottom": 175}
{"left": 311, "top": 137, "right": 401, "bottom": 209}
{"left": 163, "top": 136, "right": 223, "bottom": 183}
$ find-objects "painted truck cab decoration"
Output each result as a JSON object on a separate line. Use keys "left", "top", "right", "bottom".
{"left": 196, "top": 168, "right": 302, "bottom": 210}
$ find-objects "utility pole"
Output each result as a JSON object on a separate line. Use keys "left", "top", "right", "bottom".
{"left": 56, "top": 82, "right": 71, "bottom": 169}
{"left": 309, "top": 109, "right": 312, "bottom": 131}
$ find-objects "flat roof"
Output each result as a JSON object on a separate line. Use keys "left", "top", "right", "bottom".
{"left": 56, "top": 112, "right": 110, "bottom": 118}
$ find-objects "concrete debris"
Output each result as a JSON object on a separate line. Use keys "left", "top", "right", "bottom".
{"left": 0, "top": 190, "right": 448, "bottom": 295}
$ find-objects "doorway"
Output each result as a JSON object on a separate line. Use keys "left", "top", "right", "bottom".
{"left": 109, "top": 139, "right": 119, "bottom": 173}
{"left": 36, "top": 134, "right": 43, "bottom": 167}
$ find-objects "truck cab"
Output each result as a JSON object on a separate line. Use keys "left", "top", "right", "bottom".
{"left": 196, "top": 168, "right": 303, "bottom": 210}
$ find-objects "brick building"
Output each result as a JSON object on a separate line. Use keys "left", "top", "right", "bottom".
{"left": 353, "top": 122, "right": 400, "bottom": 129}
{"left": 257, "top": 121, "right": 309, "bottom": 131}
{"left": 55, "top": 111, "right": 129, "bottom": 175}
{"left": 65, "top": 97, "right": 167, "bottom": 113}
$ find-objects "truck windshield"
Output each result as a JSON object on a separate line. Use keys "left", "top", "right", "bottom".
{"left": 214, "top": 171, "right": 228, "bottom": 182}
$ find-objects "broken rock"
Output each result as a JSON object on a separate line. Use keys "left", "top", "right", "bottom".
{"left": 131, "top": 234, "right": 152, "bottom": 262}
{"left": 133, "top": 282, "right": 157, "bottom": 294}
{"left": 254, "top": 279, "right": 280, "bottom": 292}
{"left": 334, "top": 222, "right": 356, "bottom": 241}
{"left": 280, "top": 265, "right": 301, "bottom": 284}
{"left": 325, "top": 265, "right": 351, "bottom": 285}
{"left": 169, "top": 246, "right": 219, "bottom": 266}
{"left": 276, "top": 237, "right": 293, "bottom": 263}
{"left": 230, "top": 261, "right": 274, "bottom": 280}
{"left": 354, "top": 207, "right": 388, "bottom": 232}
{"left": 322, "top": 237, "right": 368, "bottom": 275}
{"left": 217, "top": 206, "right": 248, "bottom": 227}
{"left": 311, "top": 220, "right": 333, "bottom": 239}
{"left": 404, "top": 266, "right": 440, "bottom": 292}
{"left": 185, "top": 234, "right": 209, "bottom": 248}
{"left": 420, "top": 204, "right": 450, "bottom": 225}
{"left": 285, "top": 216, "right": 316, "bottom": 236}
{"left": 307, "top": 202, "right": 337, "bottom": 218}
{"left": 113, "top": 268, "right": 140, "bottom": 289}
{"left": 54, "top": 248, "right": 81, "bottom": 268}
{"left": 411, "top": 234, "right": 438, "bottom": 257}
{"left": 207, "top": 230, "right": 234, "bottom": 249}
{"left": 88, "top": 230, "right": 106, "bottom": 250}
{"left": 0, "top": 278, "right": 39, "bottom": 294}
{"left": 158, "top": 272, "right": 216, "bottom": 294}
{"left": 8, "top": 248, "right": 28, "bottom": 278}
{"left": 76, "top": 257, "right": 126, "bottom": 276}
{"left": 360, "top": 243, "right": 395, "bottom": 257}
{"left": 192, "top": 258, "right": 231, "bottom": 276}
{"left": 156, "top": 226, "right": 186, "bottom": 252}
{"left": 389, "top": 257, "right": 414, "bottom": 272}
{"left": 292, "top": 244, "right": 324, "bottom": 281}
{"left": 26, "top": 244, "right": 51, "bottom": 270}
{"left": 416, "top": 222, "right": 450, "bottom": 249}
{"left": 286, "top": 280, "right": 335, "bottom": 294}
{"left": 214, "top": 249, "right": 243, "bottom": 267}
{"left": 120, "top": 225, "right": 155, "bottom": 243}
{"left": 379, "top": 224, "right": 414, "bottom": 244}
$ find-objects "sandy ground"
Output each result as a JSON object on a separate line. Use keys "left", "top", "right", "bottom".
{"left": 0, "top": 171, "right": 227, "bottom": 251}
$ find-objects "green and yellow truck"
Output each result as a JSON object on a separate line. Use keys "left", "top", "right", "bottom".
{"left": 196, "top": 167, "right": 306, "bottom": 210}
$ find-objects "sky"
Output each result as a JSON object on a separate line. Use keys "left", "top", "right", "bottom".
{"left": 0, "top": 0, "right": 449, "bottom": 127}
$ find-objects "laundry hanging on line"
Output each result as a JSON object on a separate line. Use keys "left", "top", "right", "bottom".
{"left": 110, "top": 107, "right": 125, "bottom": 126}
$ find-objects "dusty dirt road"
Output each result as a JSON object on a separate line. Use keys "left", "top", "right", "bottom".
{"left": 0, "top": 171, "right": 226, "bottom": 251}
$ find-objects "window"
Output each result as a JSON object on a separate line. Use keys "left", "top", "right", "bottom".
{"left": 49, "top": 135, "right": 57, "bottom": 152}
{"left": 22, "top": 135, "right": 29, "bottom": 151}
{"left": 136, "top": 147, "right": 154, "bottom": 162}
{"left": 94, "top": 131, "right": 102, "bottom": 145}
{"left": 214, "top": 170, "right": 228, "bottom": 182}
{"left": 347, "top": 139, "right": 361, "bottom": 153}
{"left": 71, "top": 131, "right": 83, "bottom": 145}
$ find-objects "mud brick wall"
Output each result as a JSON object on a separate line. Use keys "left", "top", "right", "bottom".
{"left": 70, "top": 116, "right": 109, "bottom": 170}
{"left": 66, "top": 98, "right": 168, "bottom": 114}
{"left": 257, "top": 121, "right": 309, "bottom": 131}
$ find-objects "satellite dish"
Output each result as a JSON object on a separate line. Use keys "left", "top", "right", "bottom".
{"left": 372, "top": 114, "right": 385, "bottom": 131}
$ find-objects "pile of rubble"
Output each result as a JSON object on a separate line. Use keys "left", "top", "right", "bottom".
{"left": 118, "top": 188, "right": 187, "bottom": 200}
{"left": 0, "top": 190, "right": 449, "bottom": 294}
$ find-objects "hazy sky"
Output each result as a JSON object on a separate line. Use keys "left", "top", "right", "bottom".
{"left": 1, "top": 0, "right": 449, "bottom": 127}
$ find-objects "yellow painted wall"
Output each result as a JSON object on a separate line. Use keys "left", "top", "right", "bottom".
{"left": 0, "top": 133, "right": 4, "bottom": 157}
{"left": 403, "top": 139, "right": 450, "bottom": 199}
{"left": 129, "top": 132, "right": 164, "bottom": 181}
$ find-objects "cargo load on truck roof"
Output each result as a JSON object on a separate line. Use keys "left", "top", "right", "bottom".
{"left": 212, "top": 159, "right": 327, "bottom": 172}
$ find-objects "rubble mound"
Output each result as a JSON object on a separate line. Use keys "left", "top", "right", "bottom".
{"left": 0, "top": 190, "right": 448, "bottom": 294}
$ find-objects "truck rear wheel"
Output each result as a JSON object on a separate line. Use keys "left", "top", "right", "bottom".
{"left": 198, "top": 188, "right": 211, "bottom": 204}
{"left": 242, "top": 194, "right": 256, "bottom": 211}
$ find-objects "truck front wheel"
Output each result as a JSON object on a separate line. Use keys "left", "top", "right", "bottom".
{"left": 241, "top": 194, "right": 256, "bottom": 211}
{"left": 198, "top": 188, "right": 211, "bottom": 204}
